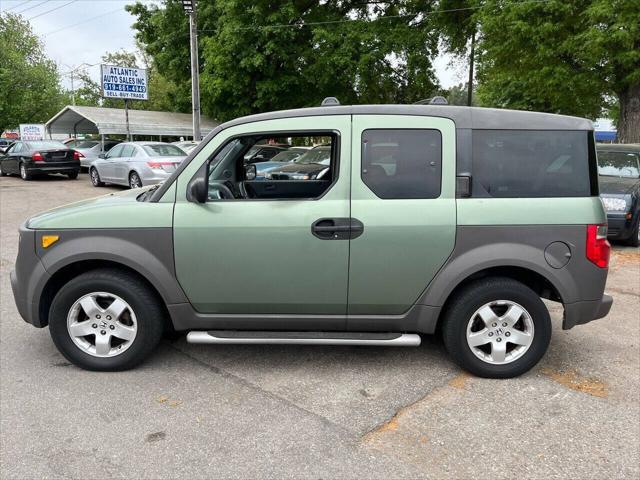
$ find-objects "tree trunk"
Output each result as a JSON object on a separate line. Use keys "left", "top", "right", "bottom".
{"left": 617, "top": 84, "right": 640, "bottom": 144}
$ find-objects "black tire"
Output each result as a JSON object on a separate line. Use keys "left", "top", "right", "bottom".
{"left": 19, "top": 162, "right": 32, "bottom": 180}
{"left": 90, "top": 167, "right": 104, "bottom": 187}
{"left": 626, "top": 217, "right": 639, "bottom": 247}
{"left": 49, "top": 269, "right": 165, "bottom": 371}
{"left": 442, "top": 277, "right": 552, "bottom": 378}
{"left": 67, "top": 171, "right": 79, "bottom": 180}
{"left": 129, "top": 171, "right": 142, "bottom": 189}
{"left": 0, "top": 162, "right": 7, "bottom": 176}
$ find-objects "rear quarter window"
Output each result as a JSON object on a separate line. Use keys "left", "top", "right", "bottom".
{"left": 472, "top": 130, "right": 596, "bottom": 197}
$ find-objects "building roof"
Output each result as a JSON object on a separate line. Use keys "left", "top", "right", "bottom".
{"left": 222, "top": 104, "right": 593, "bottom": 131}
{"left": 45, "top": 105, "right": 219, "bottom": 137}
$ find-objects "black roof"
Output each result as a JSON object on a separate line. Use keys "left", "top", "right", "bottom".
{"left": 221, "top": 105, "right": 593, "bottom": 131}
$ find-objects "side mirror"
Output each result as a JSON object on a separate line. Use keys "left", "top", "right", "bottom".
{"left": 187, "top": 176, "right": 208, "bottom": 203}
{"left": 245, "top": 164, "right": 256, "bottom": 180}
{"left": 98, "top": 153, "right": 106, "bottom": 159}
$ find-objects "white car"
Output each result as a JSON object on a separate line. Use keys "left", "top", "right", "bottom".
{"left": 89, "top": 141, "right": 187, "bottom": 189}
{"left": 74, "top": 140, "right": 121, "bottom": 169}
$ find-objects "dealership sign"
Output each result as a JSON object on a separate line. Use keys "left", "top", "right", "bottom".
{"left": 19, "top": 124, "right": 46, "bottom": 141}
{"left": 101, "top": 64, "right": 148, "bottom": 100}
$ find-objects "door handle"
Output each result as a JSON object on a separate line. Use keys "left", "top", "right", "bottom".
{"left": 311, "top": 218, "right": 365, "bottom": 240}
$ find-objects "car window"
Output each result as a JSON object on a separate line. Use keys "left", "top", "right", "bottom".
{"left": 597, "top": 151, "right": 640, "bottom": 178}
{"left": 472, "top": 130, "right": 594, "bottom": 197}
{"left": 75, "top": 140, "right": 99, "bottom": 149}
{"left": 11, "top": 142, "right": 23, "bottom": 153}
{"left": 26, "top": 141, "right": 66, "bottom": 150}
{"left": 270, "top": 150, "right": 304, "bottom": 163}
{"left": 121, "top": 145, "right": 135, "bottom": 158}
{"left": 361, "top": 129, "right": 442, "bottom": 199}
{"left": 104, "top": 142, "right": 120, "bottom": 151}
{"left": 142, "top": 144, "right": 185, "bottom": 157}
{"left": 208, "top": 134, "right": 337, "bottom": 200}
{"left": 106, "top": 144, "right": 124, "bottom": 159}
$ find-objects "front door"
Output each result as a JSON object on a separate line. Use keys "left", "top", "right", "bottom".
{"left": 173, "top": 116, "right": 352, "bottom": 326}
{"left": 348, "top": 115, "right": 457, "bottom": 318}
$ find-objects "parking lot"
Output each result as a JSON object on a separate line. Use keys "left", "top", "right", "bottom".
{"left": 1, "top": 174, "right": 638, "bottom": 479}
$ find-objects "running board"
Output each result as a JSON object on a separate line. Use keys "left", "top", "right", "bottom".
{"left": 186, "top": 331, "right": 421, "bottom": 347}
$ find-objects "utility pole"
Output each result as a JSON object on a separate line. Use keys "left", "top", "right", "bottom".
{"left": 182, "top": 0, "right": 201, "bottom": 141}
{"left": 467, "top": 31, "right": 476, "bottom": 107}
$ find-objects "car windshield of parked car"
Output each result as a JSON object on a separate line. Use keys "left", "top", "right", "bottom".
{"left": 143, "top": 144, "right": 186, "bottom": 157}
{"left": 295, "top": 148, "right": 331, "bottom": 165}
{"left": 75, "top": 140, "right": 99, "bottom": 149}
{"left": 26, "top": 141, "right": 66, "bottom": 150}
{"left": 270, "top": 150, "right": 304, "bottom": 163}
{"left": 598, "top": 151, "right": 640, "bottom": 178}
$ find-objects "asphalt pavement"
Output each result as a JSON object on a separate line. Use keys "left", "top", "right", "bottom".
{"left": 1, "top": 174, "right": 638, "bottom": 479}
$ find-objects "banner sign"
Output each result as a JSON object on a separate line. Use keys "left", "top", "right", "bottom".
{"left": 101, "top": 64, "right": 148, "bottom": 100}
{"left": 19, "top": 124, "right": 46, "bottom": 141}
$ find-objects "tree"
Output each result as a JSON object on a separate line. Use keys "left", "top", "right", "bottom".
{"left": 474, "top": 0, "right": 639, "bottom": 142}
{"left": 0, "top": 13, "right": 65, "bottom": 132}
{"left": 127, "top": 0, "right": 442, "bottom": 122}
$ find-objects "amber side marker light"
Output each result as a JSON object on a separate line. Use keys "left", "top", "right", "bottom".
{"left": 42, "top": 235, "right": 59, "bottom": 248}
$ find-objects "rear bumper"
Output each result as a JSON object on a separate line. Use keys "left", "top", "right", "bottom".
{"left": 27, "top": 161, "right": 80, "bottom": 174}
{"left": 563, "top": 294, "right": 613, "bottom": 330}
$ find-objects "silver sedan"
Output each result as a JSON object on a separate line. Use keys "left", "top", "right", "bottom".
{"left": 74, "top": 139, "right": 121, "bottom": 169}
{"left": 89, "top": 141, "right": 187, "bottom": 189}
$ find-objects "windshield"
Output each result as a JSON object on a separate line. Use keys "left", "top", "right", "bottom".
{"left": 75, "top": 140, "right": 99, "bottom": 149}
{"left": 26, "top": 141, "right": 66, "bottom": 150}
{"left": 143, "top": 144, "right": 186, "bottom": 157}
{"left": 295, "top": 148, "right": 331, "bottom": 165}
{"left": 271, "top": 150, "right": 304, "bottom": 163}
{"left": 598, "top": 151, "right": 640, "bottom": 178}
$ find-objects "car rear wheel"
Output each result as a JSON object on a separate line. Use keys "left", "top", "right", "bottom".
{"left": 0, "top": 163, "right": 7, "bottom": 176}
{"left": 442, "top": 277, "right": 552, "bottom": 378}
{"left": 129, "top": 171, "right": 142, "bottom": 189}
{"left": 67, "top": 171, "right": 79, "bottom": 180}
{"left": 49, "top": 269, "right": 165, "bottom": 371}
{"left": 19, "top": 163, "right": 32, "bottom": 180}
{"left": 90, "top": 167, "right": 104, "bottom": 187}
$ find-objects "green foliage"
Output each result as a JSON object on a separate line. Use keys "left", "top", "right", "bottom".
{"left": 0, "top": 13, "right": 65, "bottom": 132}
{"left": 128, "top": 0, "right": 442, "bottom": 121}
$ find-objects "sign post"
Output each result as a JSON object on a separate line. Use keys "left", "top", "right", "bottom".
{"left": 100, "top": 64, "right": 148, "bottom": 140}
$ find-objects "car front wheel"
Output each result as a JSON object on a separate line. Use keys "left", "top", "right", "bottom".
{"left": 442, "top": 277, "right": 552, "bottom": 378}
{"left": 49, "top": 269, "right": 164, "bottom": 371}
{"left": 90, "top": 167, "right": 104, "bottom": 187}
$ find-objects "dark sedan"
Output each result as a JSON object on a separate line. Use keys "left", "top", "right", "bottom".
{"left": 264, "top": 145, "right": 331, "bottom": 180}
{"left": 0, "top": 140, "right": 81, "bottom": 180}
{"left": 597, "top": 143, "right": 640, "bottom": 247}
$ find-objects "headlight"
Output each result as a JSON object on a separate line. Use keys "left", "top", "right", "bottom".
{"left": 601, "top": 196, "right": 628, "bottom": 212}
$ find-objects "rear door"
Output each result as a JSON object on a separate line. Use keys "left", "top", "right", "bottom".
{"left": 348, "top": 115, "right": 457, "bottom": 319}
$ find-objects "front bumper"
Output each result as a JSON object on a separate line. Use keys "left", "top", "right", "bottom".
{"left": 606, "top": 212, "right": 636, "bottom": 240}
{"left": 563, "top": 294, "right": 613, "bottom": 330}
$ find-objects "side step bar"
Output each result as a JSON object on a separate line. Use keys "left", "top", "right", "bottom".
{"left": 187, "top": 331, "right": 421, "bottom": 347}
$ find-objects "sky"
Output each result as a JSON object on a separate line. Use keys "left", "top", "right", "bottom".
{"left": 0, "top": 0, "right": 467, "bottom": 92}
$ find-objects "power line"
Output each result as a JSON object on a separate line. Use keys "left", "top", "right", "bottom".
{"left": 5, "top": 0, "right": 33, "bottom": 12}
{"left": 196, "top": 0, "right": 555, "bottom": 33}
{"left": 27, "top": 0, "right": 78, "bottom": 21}
{"left": 14, "top": 0, "right": 47, "bottom": 15}
{"left": 43, "top": 6, "right": 124, "bottom": 36}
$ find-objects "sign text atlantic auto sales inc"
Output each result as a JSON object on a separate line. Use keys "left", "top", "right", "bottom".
{"left": 101, "top": 64, "right": 148, "bottom": 101}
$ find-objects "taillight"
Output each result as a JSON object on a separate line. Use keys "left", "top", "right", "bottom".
{"left": 73, "top": 150, "right": 83, "bottom": 160}
{"left": 32, "top": 152, "right": 43, "bottom": 162}
{"left": 147, "top": 161, "right": 173, "bottom": 170}
{"left": 586, "top": 224, "right": 610, "bottom": 268}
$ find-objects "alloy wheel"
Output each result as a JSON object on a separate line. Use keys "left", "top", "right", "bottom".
{"left": 465, "top": 300, "right": 534, "bottom": 365}
{"left": 66, "top": 292, "right": 138, "bottom": 357}
{"left": 20, "top": 164, "right": 27, "bottom": 179}
{"left": 129, "top": 172, "right": 142, "bottom": 188}
{"left": 90, "top": 168, "right": 99, "bottom": 185}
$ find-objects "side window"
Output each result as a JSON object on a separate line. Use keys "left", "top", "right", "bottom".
{"left": 361, "top": 129, "right": 442, "bottom": 199}
{"left": 11, "top": 142, "right": 22, "bottom": 153}
{"left": 106, "top": 144, "right": 123, "bottom": 159}
{"left": 207, "top": 133, "right": 337, "bottom": 201}
{"left": 472, "top": 130, "right": 593, "bottom": 197}
{"left": 121, "top": 145, "right": 135, "bottom": 158}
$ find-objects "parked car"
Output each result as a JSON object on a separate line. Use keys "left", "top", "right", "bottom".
{"left": 0, "top": 138, "right": 14, "bottom": 153}
{"left": 74, "top": 139, "right": 121, "bottom": 170}
{"left": 254, "top": 147, "right": 309, "bottom": 179}
{"left": 11, "top": 103, "right": 612, "bottom": 378}
{"left": 62, "top": 138, "right": 82, "bottom": 148}
{"left": 172, "top": 140, "right": 200, "bottom": 153}
{"left": 243, "top": 144, "right": 287, "bottom": 164}
{"left": 597, "top": 143, "right": 640, "bottom": 246}
{"left": 264, "top": 145, "right": 331, "bottom": 180}
{"left": 0, "top": 140, "right": 80, "bottom": 180}
{"left": 89, "top": 141, "right": 187, "bottom": 189}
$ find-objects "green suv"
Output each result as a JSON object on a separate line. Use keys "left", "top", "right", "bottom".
{"left": 11, "top": 104, "right": 612, "bottom": 378}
